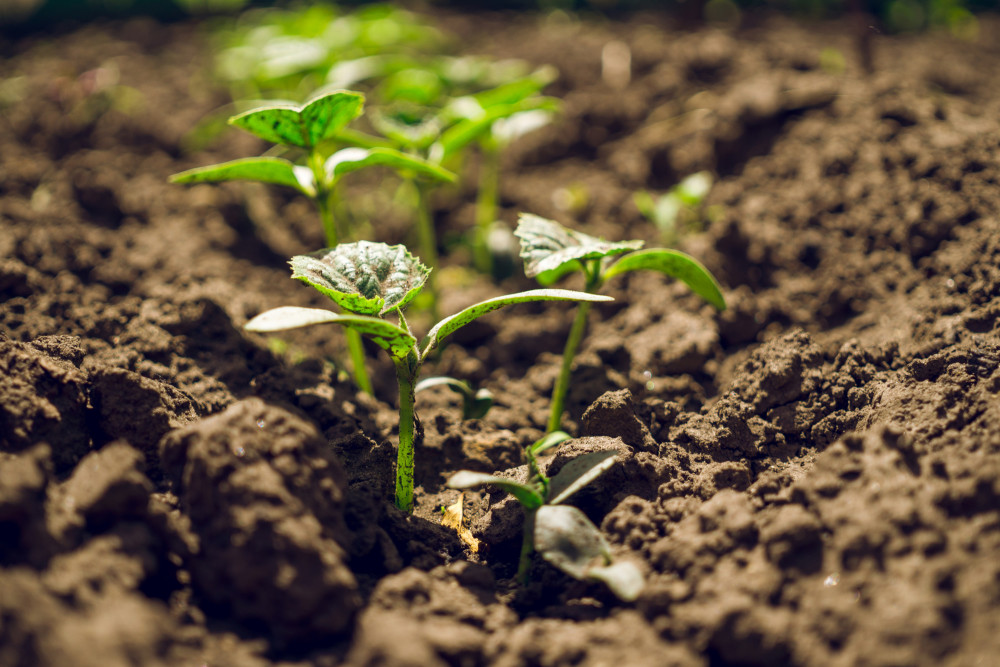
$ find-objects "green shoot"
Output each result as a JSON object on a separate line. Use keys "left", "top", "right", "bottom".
{"left": 515, "top": 213, "right": 726, "bottom": 433}
{"left": 244, "top": 241, "right": 612, "bottom": 513}
{"left": 415, "top": 376, "right": 494, "bottom": 420}
{"left": 171, "top": 89, "right": 455, "bottom": 393}
{"left": 448, "top": 435, "right": 643, "bottom": 600}
{"left": 634, "top": 171, "right": 713, "bottom": 245}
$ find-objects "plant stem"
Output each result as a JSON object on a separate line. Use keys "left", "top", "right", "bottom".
{"left": 412, "top": 180, "right": 440, "bottom": 321}
{"left": 393, "top": 354, "right": 419, "bottom": 513}
{"left": 318, "top": 190, "right": 338, "bottom": 247}
{"left": 346, "top": 329, "right": 373, "bottom": 395}
{"left": 517, "top": 508, "right": 536, "bottom": 583}
{"left": 546, "top": 299, "right": 591, "bottom": 433}
{"left": 474, "top": 142, "right": 500, "bottom": 276}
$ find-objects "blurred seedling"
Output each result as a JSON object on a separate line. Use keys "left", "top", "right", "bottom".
{"left": 415, "top": 376, "right": 494, "bottom": 420}
{"left": 243, "top": 241, "right": 611, "bottom": 513}
{"left": 170, "top": 89, "right": 454, "bottom": 393}
{"left": 515, "top": 213, "right": 726, "bottom": 432}
{"left": 448, "top": 432, "right": 644, "bottom": 600}
{"left": 633, "top": 170, "right": 713, "bottom": 246}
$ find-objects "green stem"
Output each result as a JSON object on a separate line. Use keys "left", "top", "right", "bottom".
{"left": 517, "top": 508, "right": 537, "bottom": 583}
{"left": 346, "top": 329, "right": 373, "bottom": 396}
{"left": 474, "top": 143, "right": 500, "bottom": 275}
{"left": 393, "top": 354, "right": 419, "bottom": 513}
{"left": 413, "top": 180, "right": 440, "bottom": 321}
{"left": 318, "top": 190, "right": 338, "bottom": 247}
{"left": 546, "top": 300, "right": 592, "bottom": 433}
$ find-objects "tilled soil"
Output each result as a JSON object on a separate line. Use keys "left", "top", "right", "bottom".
{"left": 2, "top": 9, "right": 1000, "bottom": 667}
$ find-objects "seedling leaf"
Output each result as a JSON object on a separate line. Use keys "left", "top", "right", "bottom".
{"left": 290, "top": 242, "right": 430, "bottom": 317}
{"left": 245, "top": 306, "right": 415, "bottom": 358}
{"left": 530, "top": 430, "right": 572, "bottom": 456}
{"left": 534, "top": 505, "right": 611, "bottom": 580}
{"left": 169, "top": 157, "right": 315, "bottom": 196}
{"left": 515, "top": 213, "right": 643, "bottom": 279}
{"left": 547, "top": 449, "right": 619, "bottom": 506}
{"left": 587, "top": 561, "right": 645, "bottom": 602}
{"left": 228, "top": 90, "right": 364, "bottom": 148}
{"left": 423, "top": 289, "right": 613, "bottom": 356}
{"left": 415, "top": 376, "right": 494, "bottom": 420}
{"left": 325, "top": 146, "right": 456, "bottom": 183}
{"left": 447, "top": 471, "right": 544, "bottom": 509}
{"left": 603, "top": 248, "right": 726, "bottom": 311}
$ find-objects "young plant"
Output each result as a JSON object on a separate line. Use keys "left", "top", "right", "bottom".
{"left": 448, "top": 433, "right": 644, "bottom": 601}
{"left": 243, "top": 241, "right": 612, "bottom": 513}
{"left": 515, "top": 213, "right": 727, "bottom": 433}
{"left": 415, "top": 376, "right": 494, "bottom": 420}
{"left": 634, "top": 170, "right": 713, "bottom": 245}
{"left": 170, "top": 89, "right": 455, "bottom": 394}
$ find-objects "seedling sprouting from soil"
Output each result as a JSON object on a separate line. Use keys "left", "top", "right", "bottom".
{"left": 634, "top": 171, "right": 713, "bottom": 245}
{"left": 415, "top": 376, "right": 494, "bottom": 420}
{"left": 448, "top": 433, "right": 643, "bottom": 600}
{"left": 170, "top": 89, "right": 455, "bottom": 394}
{"left": 243, "top": 241, "right": 612, "bottom": 513}
{"left": 515, "top": 213, "right": 727, "bottom": 432}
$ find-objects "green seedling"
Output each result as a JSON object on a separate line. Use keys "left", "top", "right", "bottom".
{"left": 515, "top": 213, "right": 727, "bottom": 433}
{"left": 244, "top": 241, "right": 612, "bottom": 513}
{"left": 634, "top": 171, "right": 713, "bottom": 245}
{"left": 171, "top": 89, "right": 454, "bottom": 394}
{"left": 448, "top": 432, "right": 644, "bottom": 600}
{"left": 415, "top": 376, "right": 494, "bottom": 420}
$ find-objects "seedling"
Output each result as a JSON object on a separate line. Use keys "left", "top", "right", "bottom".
{"left": 243, "top": 241, "right": 612, "bottom": 513}
{"left": 634, "top": 171, "right": 713, "bottom": 245}
{"left": 515, "top": 213, "right": 727, "bottom": 432}
{"left": 415, "top": 376, "right": 494, "bottom": 420}
{"left": 448, "top": 432, "right": 644, "bottom": 601}
{"left": 170, "top": 89, "right": 454, "bottom": 394}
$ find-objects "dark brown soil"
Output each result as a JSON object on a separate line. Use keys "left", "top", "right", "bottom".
{"left": 2, "top": 9, "right": 1000, "bottom": 666}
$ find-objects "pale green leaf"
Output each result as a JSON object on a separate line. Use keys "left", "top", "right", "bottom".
{"left": 423, "top": 289, "right": 613, "bottom": 356}
{"left": 326, "top": 146, "right": 456, "bottom": 183}
{"left": 290, "top": 242, "right": 430, "bottom": 316}
{"left": 548, "top": 450, "right": 619, "bottom": 505}
{"left": 244, "top": 306, "right": 415, "bottom": 357}
{"left": 534, "top": 505, "right": 611, "bottom": 579}
{"left": 530, "top": 430, "right": 571, "bottom": 456}
{"left": 587, "top": 561, "right": 645, "bottom": 602}
{"left": 515, "top": 213, "right": 643, "bottom": 279}
{"left": 447, "top": 470, "right": 544, "bottom": 509}
{"left": 169, "top": 157, "right": 314, "bottom": 196}
{"left": 603, "top": 248, "right": 726, "bottom": 311}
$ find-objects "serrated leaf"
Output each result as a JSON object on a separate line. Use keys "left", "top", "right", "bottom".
{"left": 244, "top": 306, "right": 415, "bottom": 357}
{"left": 515, "top": 213, "right": 644, "bottom": 279}
{"left": 603, "top": 248, "right": 726, "bottom": 311}
{"left": 447, "top": 470, "right": 544, "bottom": 509}
{"left": 228, "top": 90, "right": 364, "bottom": 148}
{"left": 290, "top": 242, "right": 430, "bottom": 316}
{"left": 547, "top": 450, "right": 619, "bottom": 505}
{"left": 169, "top": 157, "right": 314, "bottom": 196}
{"left": 534, "top": 505, "right": 611, "bottom": 579}
{"left": 422, "top": 289, "right": 613, "bottom": 356}
{"left": 325, "top": 146, "right": 456, "bottom": 183}
{"left": 587, "top": 561, "right": 645, "bottom": 602}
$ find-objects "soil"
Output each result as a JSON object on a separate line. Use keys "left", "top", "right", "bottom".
{"left": 2, "top": 8, "right": 999, "bottom": 666}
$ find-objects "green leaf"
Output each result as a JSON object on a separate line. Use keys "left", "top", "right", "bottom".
{"left": 515, "top": 213, "right": 643, "bottom": 280}
{"left": 169, "top": 157, "right": 314, "bottom": 196}
{"left": 472, "top": 68, "right": 557, "bottom": 109}
{"left": 587, "top": 561, "right": 645, "bottom": 602}
{"left": 603, "top": 248, "right": 726, "bottom": 311}
{"left": 530, "top": 430, "right": 571, "bottom": 456}
{"left": 447, "top": 470, "right": 544, "bottom": 510}
{"left": 228, "top": 90, "right": 364, "bottom": 148}
{"left": 423, "top": 289, "right": 613, "bottom": 356}
{"left": 415, "top": 376, "right": 493, "bottom": 420}
{"left": 244, "top": 306, "right": 415, "bottom": 357}
{"left": 434, "top": 97, "right": 559, "bottom": 162}
{"left": 534, "top": 505, "right": 611, "bottom": 580}
{"left": 325, "top": 147, "right": 456, "bottom": 183}
{"left": 290, "top": 242, "right": 430, "bottom": 316}
{"left": 547, "top": 450, "right": 619, "bottom": 505}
